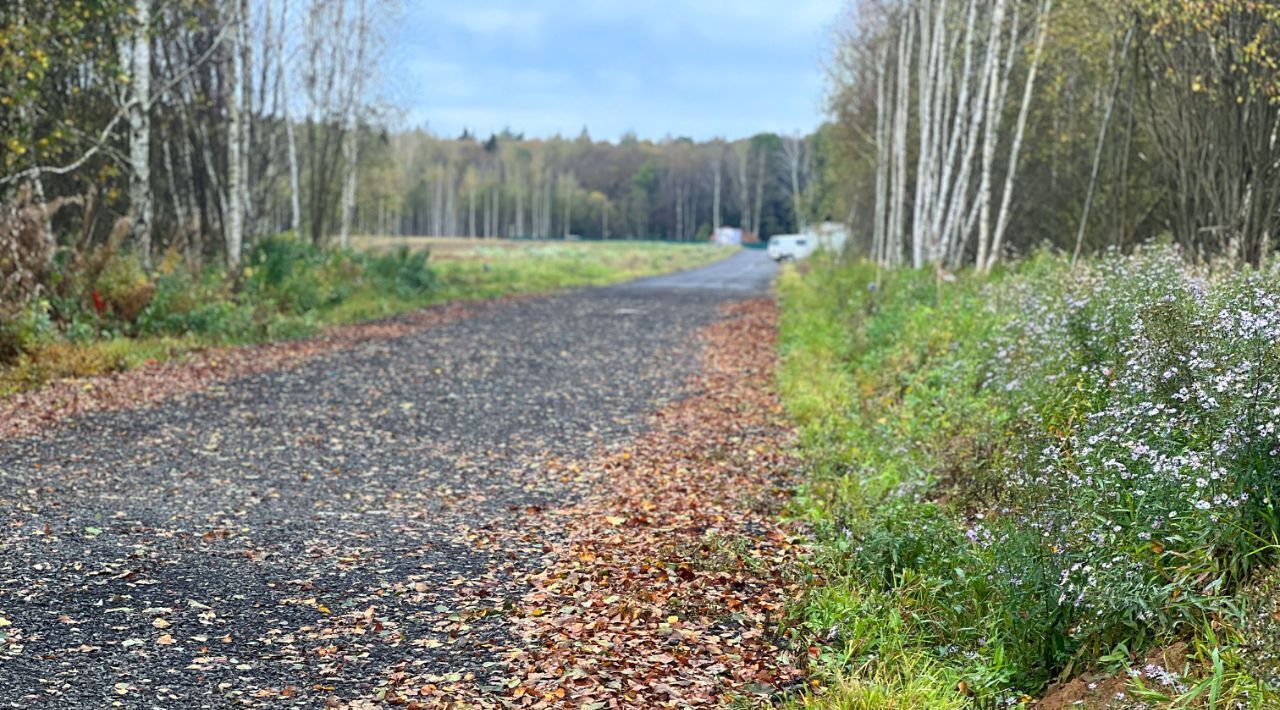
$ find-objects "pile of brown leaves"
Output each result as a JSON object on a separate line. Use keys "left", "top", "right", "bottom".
{"left": 0, "top": 302, "right": 480, "bottom": 440}
{"left": 395, "top": 298, "right": 809, "bottom": 707}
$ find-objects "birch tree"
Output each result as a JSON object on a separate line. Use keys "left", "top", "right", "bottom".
{"left": 709, "top": 144, "right": 723, "bottom": 234}
{"left": 985, "top": 0, "right": 1053, "bottom": 272}
{"left": 338, "top": 0, "right": 368, "bottom": 248}
{"left": 973, "top": 0, "right": 1010, "bottom": 271}
{"left": 225, "top": 0, "right": 246, "bottom": 270}
{"left": 779, "top": 135, "right": 808, "bottom": 232}
{"left": 872, "top": 41, "right": 890, "bottom": 265}
{"left": 734, "top": 142, "right": 753, "bottom": 233}
{"left": 126, "top": 0, "right": 154, "bottom": 267}
{"left": 888, "top": 12, "right": 914, "bottom": 266}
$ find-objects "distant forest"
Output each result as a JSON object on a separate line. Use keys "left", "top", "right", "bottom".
{"left": 354, "top": 128, "right": 835, "bottom": 241}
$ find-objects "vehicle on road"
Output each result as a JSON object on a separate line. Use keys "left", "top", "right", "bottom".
{"left": 767, "top": 234, "right": 814, "bottom": 261}
{"left": 767, "top": 223, "right": 850, "bottom": 262}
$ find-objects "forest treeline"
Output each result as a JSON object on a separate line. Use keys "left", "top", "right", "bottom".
{"left": 824, "top": 0, "right": 1280, "bottom": 270}
{"left": 355, "top": 129, "right": 823, "bottom": 243}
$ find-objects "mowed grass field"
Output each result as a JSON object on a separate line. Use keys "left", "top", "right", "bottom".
{"left": 350, "top": 236, "right": 733, "bottom": 303}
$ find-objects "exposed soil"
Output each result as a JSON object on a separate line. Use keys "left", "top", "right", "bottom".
{"left": 1037, "top": 642, "right": 1189, "bottom": 710}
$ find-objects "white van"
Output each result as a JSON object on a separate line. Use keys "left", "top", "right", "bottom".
{"left": 767, "top": 234, "right": 815, "bottom": 261}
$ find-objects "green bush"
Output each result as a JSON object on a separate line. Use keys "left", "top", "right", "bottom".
{"left": 243, "top": 235, "right": 353, "bottom": 314}
{"left": 241, "top": 235, "right": 434, "bottom": 315}
{"left": 363, "top": 246, "right": 435, "bottom": 297}
{"left": 0, "top": 302, "right": 53, "bottom": 364}
{"left": 137, "top": 267, "right": 251, "bottom": 339}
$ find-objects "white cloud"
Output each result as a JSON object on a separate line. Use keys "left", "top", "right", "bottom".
{"left": 438, "top": 7, "right": 544, "bottom": 38}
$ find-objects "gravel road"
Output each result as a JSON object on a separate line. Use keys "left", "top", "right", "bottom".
{"left": 0, "top": 250, "right": 775, "bottom": 707}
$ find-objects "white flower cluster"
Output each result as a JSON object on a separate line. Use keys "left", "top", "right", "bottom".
{"left": 979, "top": 249, "right": 1280, "bottom": 635}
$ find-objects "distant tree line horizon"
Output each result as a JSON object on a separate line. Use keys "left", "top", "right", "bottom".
{"left": 351, "top": 126, "right": 833, "bottom": 242}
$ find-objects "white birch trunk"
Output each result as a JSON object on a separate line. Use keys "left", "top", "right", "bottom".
{"left": 711, "top": 152, "right": 722, "bottom": 233}
{"left": 515, "top": 171, "right": 524, "bottom": 237}
{"left": 986, "top": 0, "right": 1054, "bottom": 272}
{"left": 889, "top": 14, "right": 915, "bottom": 266}
{"left": 752, "top": 148, "right": 765, "bottom": 237}
{"left": 781, "top": 135, "right": 805, "bottom": 233}
{"left": 911, "top": 0, "right": 933, "bottom": 267}
{"left": 127, "top": 0, "right": 153, "bottom": 267}
{"left": 873, "top": 42, "right": 889, "bottom": 265}
{"left": 930, "top": 0, "right": 978, "bottom": 260}
{"left": 338, "top": 0, "right": 369, "bottom": 248}
{"left": 562, "top": 177, "right": 571, "bottom": 238}
{"left": 276, "top": 0, "right": 301, "bottom": 236}
{"left": 225, "top": 0, "right": 246, "bottom": 271}
{"left": 468, "top": 185, "right": 476, "bottom": 237}
{"left": 974, "top": 0, "right": 1008, "bottom": 270}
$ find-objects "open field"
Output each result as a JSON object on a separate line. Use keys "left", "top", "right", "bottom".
{"left": 350, "top": 235, "right": 734, "bottom": 304}
{"left": 0, "top": 238, "right": 732, "bottom": 400}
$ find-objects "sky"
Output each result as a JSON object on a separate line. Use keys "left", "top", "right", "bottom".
{"left": 389, "top": 1, "right": 845, "bottom": 143}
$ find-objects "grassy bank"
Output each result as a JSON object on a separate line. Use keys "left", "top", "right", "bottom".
{"left": 777, "top": 250, "right": 1280, "bottom": 707}
{"left": 0, "top": 237, "right": 729, "bottom": 398}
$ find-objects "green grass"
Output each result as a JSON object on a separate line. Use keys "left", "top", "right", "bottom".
{"left": 776, "top": 251, "right": 1280, "bottom": 708}
{"left": 0, "top": 237, "right": 731, "bottom": 398}
{"left": 373, "top": 239, "right": 732, "bottom": 310}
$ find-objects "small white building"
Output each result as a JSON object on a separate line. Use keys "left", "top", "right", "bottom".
{"left": 712, "top": 226, "right": 743, "bottom": 246}
{"left": 804, "top": 222, "right": 849, "bottom": 253}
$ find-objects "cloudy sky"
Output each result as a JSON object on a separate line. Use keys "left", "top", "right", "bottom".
{"left": 389, "top": 1, "right": 844, "bottom": 142}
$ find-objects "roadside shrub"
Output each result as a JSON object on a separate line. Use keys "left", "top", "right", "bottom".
{"left": 243, "top": 235, "right": 364, "bottom": 314}
{"left": 136, "top": 266, "right": 250, "bottom": 339}
{"left": 0, "top": 302, "right": 53, "bottom": 364}
{"left": 0, "top": 232, "right": 447, "bottom": 396}
{"left": 95, "top": 252, "right": 155, "bottom": 323}
{"left": 364, "top": 246, "right": 434, "bottom": 297}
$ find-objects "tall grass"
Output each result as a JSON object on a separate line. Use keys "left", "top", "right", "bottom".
{"left": 779, "top": 249, "right": 1280, "bottom": 707}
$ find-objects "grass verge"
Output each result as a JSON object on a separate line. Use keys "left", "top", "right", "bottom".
{"left": 776, "top": 249, "right": 1280, "bottom": 708}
